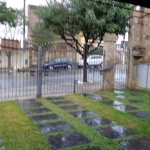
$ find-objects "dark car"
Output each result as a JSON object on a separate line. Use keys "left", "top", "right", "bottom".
{"left": 43, "top": 57, "right": 72, "bottom": 70}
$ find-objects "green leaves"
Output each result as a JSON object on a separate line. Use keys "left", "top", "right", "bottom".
{"left": 35, "top": 0, "right": 133, "bottom": 55}
{"left": 0, "top": 2, "right": 16, "bottom": 26}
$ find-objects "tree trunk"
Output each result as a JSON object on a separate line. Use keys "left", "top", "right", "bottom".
{"left": 6, "top": 51, "right": 12, "bottom": 74}
{"left": 83, "top": 44, "right": 88, "bottom": 82}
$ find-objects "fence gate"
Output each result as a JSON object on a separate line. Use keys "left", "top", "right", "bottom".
{"left": 0, "top": 45, "right": 103, "bottom": 100}
{"left": 115, "top": 46, "right": 129, "bottom": 88}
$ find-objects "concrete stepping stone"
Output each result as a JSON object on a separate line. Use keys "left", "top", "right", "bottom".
{"left": 0, "top": 136, "right": 2, "bottom": 144}
{"left": 113, "top": 105, "right": 138, "bottom": 112}
{"left": 119, "top": 137, "right": 150, "bottom": 150}
{"left": 114, "top": 90, "right": 124, "bottom": 94}
{"left": 130, "top": 111, "right": 150, "bottom": 119}
{"left": 0, "top": 147, "right": 5, "bottom": 150}
{"left": 82, "top": 117, "right": 116, "bottom": 127}
{"left": 29, "top": 114, "right": 61, "bottom": 123}
{"left": 82, "top": 93, "right": 110, "bottom": 101}
{"left": 17, "top": 99, "right": 37, "bottom": 104}
{"left": 97, "top": 125, "right": 136, "bottom": 139}
{"left": 115, "top": 95, "right": 126, "bottom": 99}
{"left": 37, "top": 121, "right": 74, "bottom": 134}
{"left": 60, "top": 105, "right": 84, "bottom": 111}
{"left": 69, "top": 110, "right": 98, "bottom": 118}
{"left": 0, "top": 136, "right": 5, "bottom": 150}
{"left": 18, "top": 101, "right": 43, "bottom": 109}
{"left": 130, "top": 92, "right": 141, "bottom": 96}
{"left": 47, "top": 132, "right": 90, "bottom": 149}
{"left": 84, "top": 147, "right": 102, "bottom": 150}
{"left": 46, "top": 97, "right": 67, "bottom": 101}
{"left": 24, "top": 108, "right": 51, "bottom": 115}
{"left": 51, "top": 100, "right": 75, "bottom": 105}
{"left": 102, "top": 100, "right": 124, "bottom": 106}
{"left": 129, "top": 100, "right": 143, "bottom": 104}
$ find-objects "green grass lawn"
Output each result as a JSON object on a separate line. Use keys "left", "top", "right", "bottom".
{"left": 0, "top": 88, "right": 150, "bottom": 150}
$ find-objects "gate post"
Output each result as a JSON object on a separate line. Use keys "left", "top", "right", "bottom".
{"left": 103, "top": 33, "right": 117, "bottom": 90}
{"left": 36, "top": 46, "right": 42, "bottom": 98}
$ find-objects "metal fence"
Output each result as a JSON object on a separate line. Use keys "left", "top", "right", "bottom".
{"left": 0, "top": 45, "right": 128, "bottom": 100}
{"left": 115, "top": 47, "right": 128, "bottom": 88}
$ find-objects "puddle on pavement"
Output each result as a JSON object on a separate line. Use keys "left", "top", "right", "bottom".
{"left": 69, "top": 110, "right": 98, "bottom": 118}
{"left": 60, "top": 105, "right": 84, "bottom": 111}
{"left": 129, "top": 100, "right": 143, "bottom": 104}
{"left": 130, "top": 111, "right": 150, "bottom": 119}
{"left": 102, "top": 100, "right": 124, "bottom": 106}
{"left": 84, "top": 147, "right": 101, "bottom": 150}
{"left": 47, "top": 132, "right": 90, "bottom": 149}
{"left": 113, "top": 105, "right": 138, "bottom": 112}
{"left": 18, "top": 102, "right": 43, "bottom": 109}
{"left": 46, "top": 97, "right": 67, "bottom": 101}
{"left": 115, "top": 95, "right": 126, "bottom": 99}
{"left": 98, "top": 125, "right": 136, "bottom": 139}
{"left": 82, "top": 93, "right": 109, "bottom": 101}
{"left": 52, "top": 100, "right": 75, "bottom": 105}
{"left": 30, "top": 114, "right": 61, "bottom": 123}
{"left": 82, "top": 117, "right": 116, "bottom": 127}
{"left": 24, "top": 108, "right": 51, "bottom": 115}
{"left": 119, "top": 137, "right": 150, "bottom": 150}
{"left": 37, "top": 121, "right": 74, "bottom": 134}
{"left": 114, "top": 90, "right": 124, "bottom": 94}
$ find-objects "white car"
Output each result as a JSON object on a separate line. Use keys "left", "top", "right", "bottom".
{"left": 77, "top": 55, "right": 103, "bottom": 68}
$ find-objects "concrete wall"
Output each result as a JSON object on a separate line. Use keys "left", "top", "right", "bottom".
{"left": 0, "top": 49, "right": 29, "bottom": 69}
{"left": 128, "top": 8, "right": 150, "bottom": 87}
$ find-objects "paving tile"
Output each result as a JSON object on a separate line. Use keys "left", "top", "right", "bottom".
{"left": 17, "top": 99, "right": 37, "bottom": 104}
{"left": 82, "top": 93, "right": 109, "bottom": 101}
{"left": 24, "top": 108, "right": 51, "bottom": 115}
{"left": 46, "top": 97, "right": 67, "bottom": 101}
{"left": 47, "top": 132, "right": 90, "bottom": 149}
{"left": 84, "top": 147, "right": 102, "bottom": 150}
{"left": 115, "top": 95, "right": 126, "bottom": 99}
{"left": 114, "top": 90, "right": 124, "bottom": 94}
{"left": 0, "top": 147, "right": 5, "bottom": 150}
{"left": 29, "top": 114, "right": 61, "bottom": 123}
{"left": 130, "top": 111, "right": 150, "bottom": 119}
{"left": 51, "top": 100, "right": 75, "bottom": 105}
{"left": 102, "top": 100, "right": 124, "bottom": 106}
{"left": 69, "top": 110, "right": 98, "bottom": 118}
{"left": 113, "top": 105, "right": 138, "bottom": 112}
{"left": 82, "top": 117, "right": 116, "bottom": 127}
{"left": 60, "top": 105, "right": 84, "bottom": 111}
{"left": 97, "top": 125, "right": 136, "bottom": 139}
{"left": 119, "top": 137, "right": 150, "bottom": 150}
{"left": 0, "top": 136, "right": 2, "bottom": 144}
{"left": 129, "top": 100, "right": 144, "bottom": 104}
{"left": 18, "top": 102, "right": 43, "bottom": 109}
{"left": 37, "top": 121, "right": 74, "bottom": 134}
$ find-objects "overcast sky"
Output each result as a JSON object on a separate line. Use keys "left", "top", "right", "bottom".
{"left": 1, "top": 0, "right": 127, "bottom": 44}
{"left": 4, "top": 0, "right": 47, "bottom": 9}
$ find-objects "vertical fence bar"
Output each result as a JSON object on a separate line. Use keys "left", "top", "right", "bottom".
{"left": 37, "top": 46, "right": 42, "bottom": 98}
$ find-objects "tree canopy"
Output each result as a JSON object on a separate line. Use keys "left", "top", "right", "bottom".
{"left": 0, "top": 1, "right": 16, "bottom": 26}
{"left": 36, "top": 0, "right": 133, "bottom": 56}
{"left": 36, "top": 0, "right": 133, "bottom": 81}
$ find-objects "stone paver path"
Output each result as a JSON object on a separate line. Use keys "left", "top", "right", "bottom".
{"left": 16, "top": 93, "right": 150, "bottom": 150}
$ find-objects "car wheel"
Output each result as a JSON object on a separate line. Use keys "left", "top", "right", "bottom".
{"left": 67, "top": 64, "right": 72, "bottom": 69}
{"left": 49, "top": 65, "right": 54, "bottom": 70}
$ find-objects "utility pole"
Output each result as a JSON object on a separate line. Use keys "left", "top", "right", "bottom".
{"left": 23, "top": 0, "right": 26, "bottom": 50}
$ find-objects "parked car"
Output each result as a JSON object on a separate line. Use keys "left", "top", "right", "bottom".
{"left": 43, "top": 57, "right": 72, "bottom": 70}
{"left": 77, "top": 55, "right": 103, "bottom": 68}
